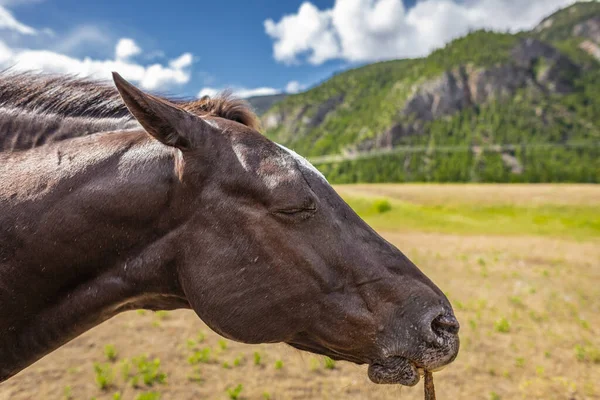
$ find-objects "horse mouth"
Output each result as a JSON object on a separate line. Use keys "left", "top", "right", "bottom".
{"left": 367, "top": 357, "right": 449, "bottom": 386}
{"left": 289, "top": 332, "right": 458, "bottom": 387}
{"left": 368, "top": 357, "right": 421, "bottom": 386}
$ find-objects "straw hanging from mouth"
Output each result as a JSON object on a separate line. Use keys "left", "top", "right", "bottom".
{"left": 424, "top": 370, "right": 436, "bottom": 400}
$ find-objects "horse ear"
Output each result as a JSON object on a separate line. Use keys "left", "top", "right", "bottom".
{"left": 112, "top": 72, "right": 205, "bottom": 150}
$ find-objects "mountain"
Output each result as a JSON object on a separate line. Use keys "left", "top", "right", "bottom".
{"left": 245, "top": 93, "right": 288, "bottom": 116}
{"left": 260, "top": 1, "right": 600, "bottom": 183}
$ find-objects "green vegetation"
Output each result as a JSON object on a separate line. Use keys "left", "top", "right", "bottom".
{"left": 263, "top": 2, "right": 600, "bottom": 183}
{"left": 575, "top": 344, "right": 600, "bottom": 364}
{"left": 134, "top": 393, "right": 160, "bottom": 400}
{"left": 93, "top": 363, "right": 114, "bottom": 390}
{"left": 233, "top": 356, "right": 244, "bottom": 367}
{"left": 226, "top": 384, "right": 244, "bottom": 400}
{"left": 323, "top": 357, "right": 336, "bottom": 370}
{"left": 373, "top": 199, "right": 392, "bottom": 213}
{"left": 63, "top": 385, "right": 73, "bottom": 400}
{"left": 104, "top": 344, "right": 118, "bottom": 362}
{"left": 253, "top": 352, "right": 262, "bottom": 366}
{"left": 266, "top": 30, "right": 519, "bottom": 158}
{"left": 533, "top": 1, "right": 600, "bottom": 43}
{"left": 120, "top": 355, "right": 167, "bottom": 388}
{"left": 154, "top": 311, "right": 169, "bottom": 321}
{"left": 341, "top": 194, "right": 600, "bottom": 240}
{"left": 188, "top": 347, "right": 212, "bottom": 365}
{"left": 133, "top": 356, "right": 166, "bottom": 386}
{"left": 494, "top": 317, "right": 511, "bottom": 333}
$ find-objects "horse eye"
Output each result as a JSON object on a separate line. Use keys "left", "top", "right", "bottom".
{"left": 279, "top": 207, "right": 315, "bottom": 215}
{"left": 274, "top": 203, "right": 317, "bottom": 219}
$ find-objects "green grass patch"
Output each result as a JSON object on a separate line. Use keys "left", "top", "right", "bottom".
{"left": 343, "top": 195, "right": 600, "bottom": 240}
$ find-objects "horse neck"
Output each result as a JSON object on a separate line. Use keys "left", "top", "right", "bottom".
{"left": 0, "top": 131, "right": 190, "bottom": 381}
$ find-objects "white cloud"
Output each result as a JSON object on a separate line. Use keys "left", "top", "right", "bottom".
{"left": 198, "top": 86, "right": 280, "bottom": 99}
{"left": 235, "top": 87, "right": 280, "bottom": 98}
{"left": 0, "top": 7, "right": 195, "bottom": 91}
{"left": 169, "top": 52, "right": 193, "bottom": 69}
{"left": 3, "top": 41, "right": 193, "bottom": 91}
{"left": 115, "top": 38, "right": 141, "bottom": 60}
{"left": 264, "top": 2, "right": 341, "bottom": 65}
{"left": 264, "top": 0, "right": 579, "bottom": 65}
{"left": 285, "top": 80, "right": 304, "bottom": 94}
{"left": 0, "top": 4, "right": 37, "bottom": 34}
{"left": 198, "top": 80, "right": 307, "bottom": 99}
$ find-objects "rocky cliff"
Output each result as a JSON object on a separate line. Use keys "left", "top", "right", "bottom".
{"left": 357, "top": 38, "right": 581, "bottom": 151}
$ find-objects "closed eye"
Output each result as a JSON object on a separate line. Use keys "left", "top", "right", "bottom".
{"left": 273, "top": 203, "right": 317, "bottom": 220}
{"left": 277, "top": 205, "right": 317, "bottom": 215}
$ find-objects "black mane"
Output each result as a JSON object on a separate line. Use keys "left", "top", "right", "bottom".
{"left": 0, "top": 72, "right": 259, "bottom": 152}
{"left": 0, "top": 72, "right": 133, "bottom": 119}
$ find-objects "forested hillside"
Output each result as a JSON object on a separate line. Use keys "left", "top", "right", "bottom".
{"left": 261, "top": 1, "right": 600, "bottom": 183}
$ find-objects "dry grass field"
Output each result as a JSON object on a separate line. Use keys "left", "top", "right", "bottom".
{"left": 1, "top": 184, "right": 598, "bottom": 400}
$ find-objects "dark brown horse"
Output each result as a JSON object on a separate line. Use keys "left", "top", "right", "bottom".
{"left": 0, "top": 72, "right": 459, "bottom": 386}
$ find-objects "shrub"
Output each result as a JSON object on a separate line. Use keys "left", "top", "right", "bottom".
{"left": 226, "top": 384, "right": 243, "bottom": 400}
{"left": 188, "top": 347, "right": 212, "bottom": 365}
{"left": 575, "top": 344, "right": 600, "bottom": 363}
{"left": 63, "top": 386, "right": 73, "bottom": 400}
{"left": 233, "top": 356, "right": 244, "bottom": 367}
{"left": 373, "top": 199, "right": 392, "bottom": 213}
{"left": 132, "top": 355, "right": 166, "bottom": 386}
{"left": 93, "top": 363, "right": 114, "bottom": 390}
{"left": 494, "top": 317, "right": 511, "bottom": 333}
{"left": 154, "top": 311, "right": 169, "bottom": 320}
{"left": 104, "top": 344, "right": 118, "bottom": 362}
{"left": 323, "top": 357, "right": 336, "bottom": 370}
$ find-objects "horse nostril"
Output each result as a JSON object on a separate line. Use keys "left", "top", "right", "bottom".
{"left": 431, "top": 313, "right": 460, "bottom": 336}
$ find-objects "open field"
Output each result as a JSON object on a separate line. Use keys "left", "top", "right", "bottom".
{"left": 1, "top": 184, "right": 599, "bottom": 400}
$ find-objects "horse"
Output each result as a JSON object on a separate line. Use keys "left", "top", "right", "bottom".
{"left": 0, "top": 72, "right": 459, "bottom": 386}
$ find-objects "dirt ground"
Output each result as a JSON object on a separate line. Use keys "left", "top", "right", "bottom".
{"left": 1, "top": 185, "right": 599, "bottom": 400}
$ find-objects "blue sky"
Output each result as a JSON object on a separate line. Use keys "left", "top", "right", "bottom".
{"left": 0, "top": 0, "right": 578, "bottom": 98}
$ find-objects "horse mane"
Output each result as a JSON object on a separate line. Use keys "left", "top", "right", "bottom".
{"left": 0, "top": 72, "right": 260, "bottom": 150}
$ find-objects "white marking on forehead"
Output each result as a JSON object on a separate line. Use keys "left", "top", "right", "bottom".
{"left": 204, "top": 119, "right": 219, "bottom": 129}
{"left": 276, "top": 143, "right": 328, "bottom": 183}
{"left": 231, "top": 141, "right": 328, "bottom": 190}
{"left": 232, "top": 142, "right": 251, "bottom": 172}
